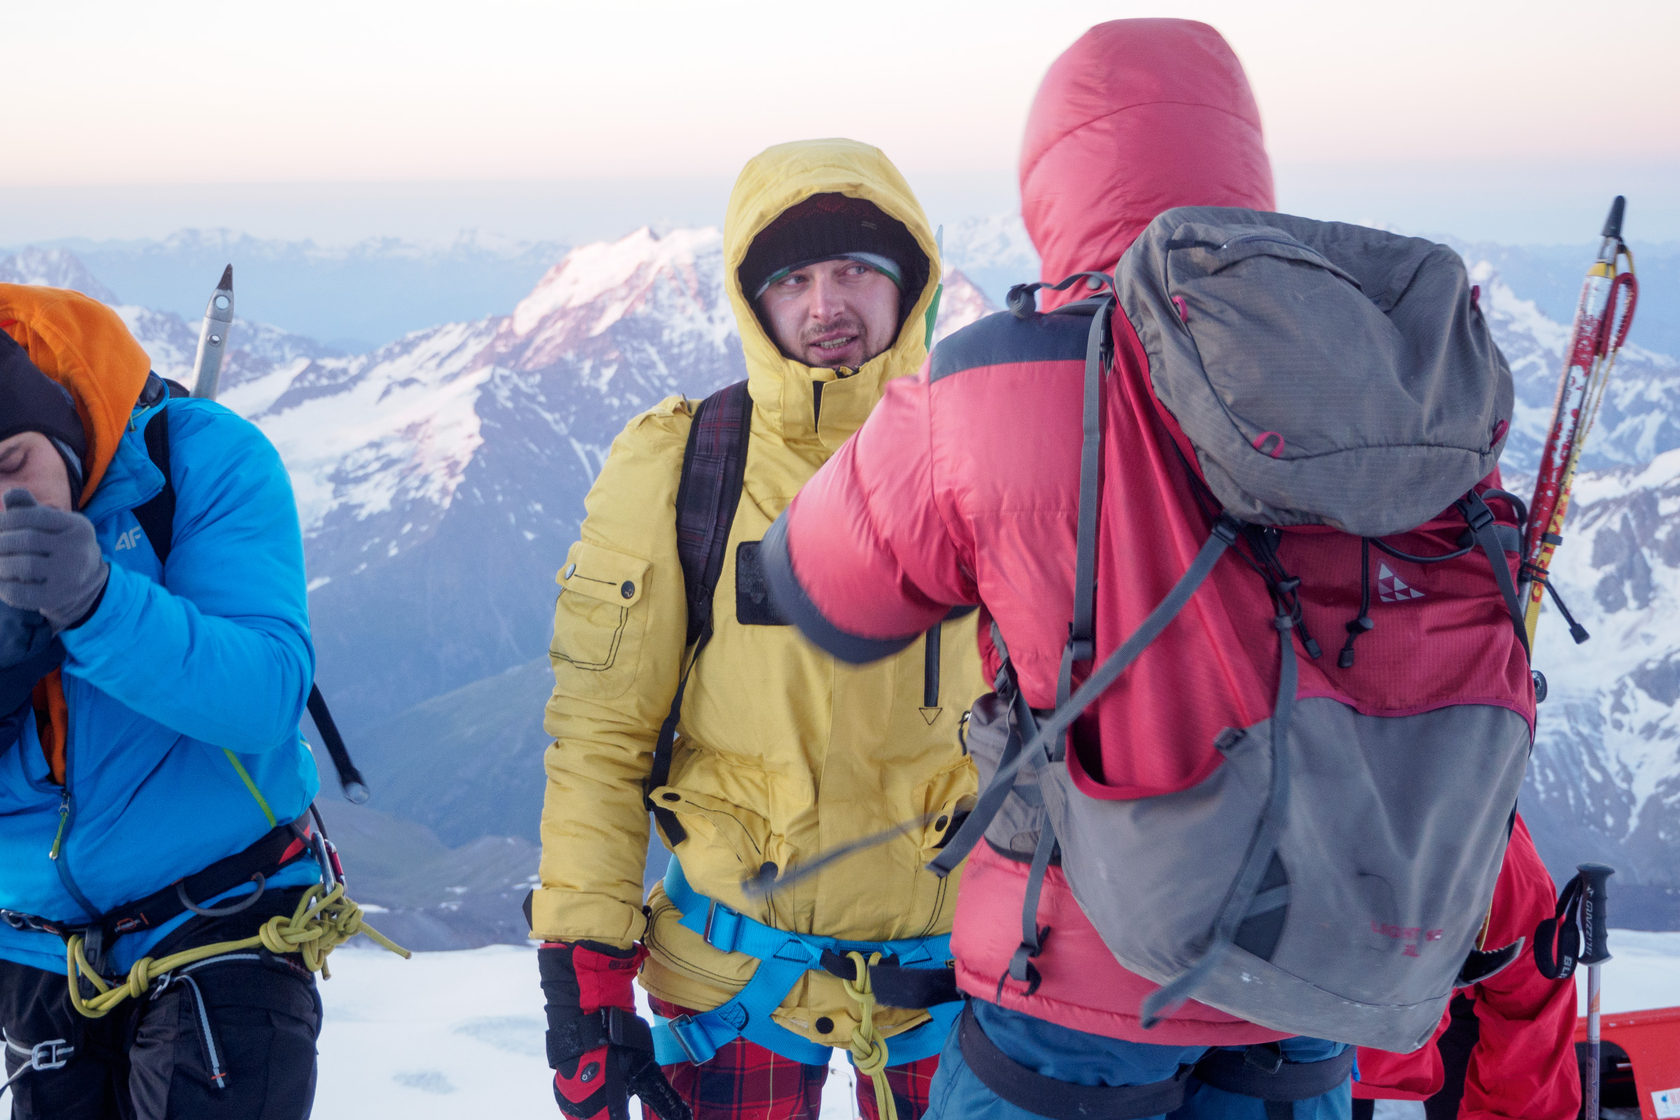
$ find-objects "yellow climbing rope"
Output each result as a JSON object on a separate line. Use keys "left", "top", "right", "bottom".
{"left": 65, "top": 882, "right": 409, "bottom": 1020}
{"left": 841, "top": 950, "right": 897, "bottom": 1120}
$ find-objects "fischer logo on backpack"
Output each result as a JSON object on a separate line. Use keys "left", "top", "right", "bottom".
{"left": 935, "top": 207, "right": 1536, "bottom": 1053}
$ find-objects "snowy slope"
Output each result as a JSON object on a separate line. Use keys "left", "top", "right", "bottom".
{"left": 311, "top": 934, "right": 1680, "bottom": 1119}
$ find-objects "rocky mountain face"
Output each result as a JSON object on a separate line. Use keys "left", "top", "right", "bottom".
{"left": 8, "top": 226, "right": 1678, "bottom": 942}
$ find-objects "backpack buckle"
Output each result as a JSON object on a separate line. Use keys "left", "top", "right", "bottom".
{"left": 28, "top": 1039, "right": 72, "bottom": 1071}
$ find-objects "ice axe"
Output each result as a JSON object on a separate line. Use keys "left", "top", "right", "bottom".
{"left": 188, "top": 266, "right": 370, "bottom": 804}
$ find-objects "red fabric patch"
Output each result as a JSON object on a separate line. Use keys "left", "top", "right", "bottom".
{"left": 572, "top": 942, "right": 646, "bottom": 1013}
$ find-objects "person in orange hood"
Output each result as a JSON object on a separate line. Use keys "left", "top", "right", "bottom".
{"left": 0, "top": 285, "right": 323, "bottom": 1119}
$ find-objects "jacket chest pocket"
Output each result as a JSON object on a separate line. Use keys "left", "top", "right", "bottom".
{"left": 550, "top": 541, "right": 652, "bottom": 700}
{"left": 733, "top": 541, "right": 787, "bottom": 627}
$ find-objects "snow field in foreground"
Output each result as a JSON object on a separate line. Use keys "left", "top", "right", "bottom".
{"left": 314, "top": 934, "right": 1680, "bottom": 1119}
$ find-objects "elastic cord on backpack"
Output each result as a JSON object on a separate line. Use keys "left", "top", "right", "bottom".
{"left": 1337, "top": 539, "right": 1374, "bottom": 670}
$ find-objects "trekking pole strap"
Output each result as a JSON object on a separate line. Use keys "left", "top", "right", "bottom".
{"left": 653, "top": 858, "right": 958, "bottom": 1067}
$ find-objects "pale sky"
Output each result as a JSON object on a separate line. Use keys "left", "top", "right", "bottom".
{"left": 8, "top": 0, "right": 1679, "bottom": 245}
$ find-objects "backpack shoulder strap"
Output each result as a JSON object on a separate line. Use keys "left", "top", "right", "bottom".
{"left": 131, "top": 372, "right": 191, "bottom": 565}
{"left": 647, "top": 380, "right": 753, "bottom": 844}
{"left": 133, "top": 405, "right": 177, "bottom": 566}
{"left": 673, "top": 380, "right": 753, "bottom": 648}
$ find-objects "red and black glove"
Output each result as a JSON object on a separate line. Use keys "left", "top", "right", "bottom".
{"left": 539, "top": 940, "right": 690, "bottom": 1120}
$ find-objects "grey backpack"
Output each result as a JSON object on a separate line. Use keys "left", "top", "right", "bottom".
{"left": 934, "top": 208, "right": 1535, "bottom": 1051}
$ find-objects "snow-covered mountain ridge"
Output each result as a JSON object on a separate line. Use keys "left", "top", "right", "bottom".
{"left": 6, "top": 226, "right": 1678, "bottom": 942}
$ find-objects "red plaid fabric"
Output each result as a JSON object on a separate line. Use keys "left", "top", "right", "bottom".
{"left": 649, "top": 998, "right": 939, "bottom": 1120}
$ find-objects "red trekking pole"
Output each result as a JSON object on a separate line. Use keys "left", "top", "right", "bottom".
{"left": 1519, "top": 198, "right": 1638, "bottom": 648}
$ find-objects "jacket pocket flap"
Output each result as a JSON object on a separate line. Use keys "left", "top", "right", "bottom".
{"left": 558, "top": 541, "right": 651, "bottom": 608}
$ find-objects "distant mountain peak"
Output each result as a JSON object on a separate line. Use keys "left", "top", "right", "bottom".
{"left": 0, "top": 246, "right": 119, "bottom": 303}
{"left": 510, "top": 226, "right": 723, "bottom": 338}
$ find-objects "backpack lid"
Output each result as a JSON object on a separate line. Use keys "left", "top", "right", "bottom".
{"left": 1116, "top": 207, "right": 1514, "bottom": 537}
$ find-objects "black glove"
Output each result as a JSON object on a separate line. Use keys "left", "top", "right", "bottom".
{"left": 539, "top": 941, "right": 690, "bottom": 1120}
{"left": 0, "top": 490, "right": 108, "bottom": 630}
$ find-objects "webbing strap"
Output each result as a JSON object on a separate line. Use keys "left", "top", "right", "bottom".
{"left": 1141, "top": 595, "right": 1299, "bottom": 1027}
{"left": 132, "top": 409, "right": 175, "bottom": 566}
{"left": 1191, "top": 1044, "right": 1354, "bottom": 1102}
{"left": 1057, "top": 297, "right": 1113, "bottom": 709}
{"left": 653, "top": 859, "right": 958, "bottom": 1067}
{"left": 648, "top": 380, "right": 753, "bottom": 845}
{"left": 956, "top": 1002, "right": 1191, "bottom": 1120}
{"left": 928, "top": 520, "right": 1241, "bottom": 880}
{"left": 1459, "top": 491, "right": 1531, "bottom": 659}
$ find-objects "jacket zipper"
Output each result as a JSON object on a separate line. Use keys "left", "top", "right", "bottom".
{"left": 45, "top": 693, "right": 99, "bottom": 920}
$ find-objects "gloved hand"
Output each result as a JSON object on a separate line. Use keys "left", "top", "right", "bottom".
{"left": 0, "top": 490, "right": 109, "bottom": 630}
{"left": 0, "top": 601, "right": 53, "bottom": 669}
{"left": 539, "top": 940, "right": 690, "bottom": 1120}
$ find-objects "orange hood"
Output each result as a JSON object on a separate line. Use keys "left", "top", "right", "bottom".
{"left": 0, "top": 284, "right": 152, "bottom": 504}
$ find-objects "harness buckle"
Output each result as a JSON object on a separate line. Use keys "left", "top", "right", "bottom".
{"left": 701, "top": 901, "right": 743, "bottom": 953}
{"left": 28, "top": 1039, "right": 72, "bottom": 1071}
{"left": 667, "top": 1014, "right": 709, "bottom": 1067}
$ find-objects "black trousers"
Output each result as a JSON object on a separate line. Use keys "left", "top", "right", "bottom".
{"left": 0, "top": 890, "right": 322, "bottom": 1120}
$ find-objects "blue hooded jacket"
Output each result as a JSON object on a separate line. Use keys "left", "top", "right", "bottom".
{"left": 0, "top": 349, "right": 319, "bottom": 974}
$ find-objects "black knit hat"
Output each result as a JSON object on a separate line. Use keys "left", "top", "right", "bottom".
{"left": 0, "top": 330, "right": 88, "bottom": 494}
{"left": 739, "top": 193, "right": 926, "bottom": 306}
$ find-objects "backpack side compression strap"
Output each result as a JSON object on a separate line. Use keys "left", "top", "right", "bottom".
{"left": 646, "top": 380, "right": 753, "bottom": 845}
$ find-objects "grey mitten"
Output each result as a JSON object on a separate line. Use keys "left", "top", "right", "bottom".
{"left": 0, "top": 489, "right": 110, "bottom": 630}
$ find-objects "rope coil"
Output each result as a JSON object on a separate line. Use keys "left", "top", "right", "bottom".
{"left": 841, "top": 950, "right": 897, "bottom": 1120}
{"left": 65, "top": 883, "right": 408, "bottom": 1020}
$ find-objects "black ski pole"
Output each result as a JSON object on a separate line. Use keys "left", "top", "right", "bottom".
{"left": 1578, "top": 863, "right": 1614, "bottom": 1120}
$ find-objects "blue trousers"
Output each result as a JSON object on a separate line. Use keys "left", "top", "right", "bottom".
{"left": 925, "top": 1001, "right": 1351, "bottom": 1120}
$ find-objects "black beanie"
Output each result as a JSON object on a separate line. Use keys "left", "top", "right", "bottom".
{"left": 0, "top": 330, "right": 88, "bottom": 492}
{"left": 738, "top": 193, "right": 926, "bottom": 307}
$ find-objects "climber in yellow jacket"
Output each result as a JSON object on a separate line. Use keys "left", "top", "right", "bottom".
{"left": 529, "top": 138, "right": 982, "bottom": 1120}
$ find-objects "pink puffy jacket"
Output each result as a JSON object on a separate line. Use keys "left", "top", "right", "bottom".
{"left": 763, "top": 20, "right": 1293, "bottom": 1042}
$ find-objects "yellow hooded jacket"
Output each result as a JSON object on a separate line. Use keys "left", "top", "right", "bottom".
{"left": 531, "top": 140, "right": 982, "bottom": 1049}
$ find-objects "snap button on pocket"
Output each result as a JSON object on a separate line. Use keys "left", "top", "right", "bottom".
{"left": 620, "top": 581, "right": 635, "bottom": 599}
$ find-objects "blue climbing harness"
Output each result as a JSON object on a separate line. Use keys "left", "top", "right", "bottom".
{"left": 650, "top": 859, "right": 962, "bottom": 1067}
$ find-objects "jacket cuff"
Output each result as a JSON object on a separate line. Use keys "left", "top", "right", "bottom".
{"left": 760, "top": 513, "right": 919, "bottom": 665}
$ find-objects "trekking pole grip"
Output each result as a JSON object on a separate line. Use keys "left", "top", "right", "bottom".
{"left": 1577, "top": 863, "right": 1614, "bottom": 965}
